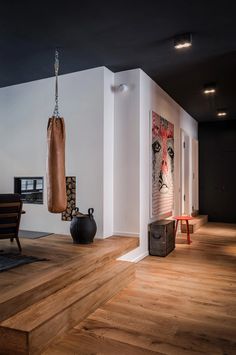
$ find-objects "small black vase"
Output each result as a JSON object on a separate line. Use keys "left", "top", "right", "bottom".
{"left": 70, "top": 208, "right": 97, "bottom": 244}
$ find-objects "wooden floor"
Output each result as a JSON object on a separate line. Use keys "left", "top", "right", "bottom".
{"left": 43, "top": 223, "right": 236, "bottom": 355}
{"left": 0, "top": 234, "right": 138, "bottom": 322}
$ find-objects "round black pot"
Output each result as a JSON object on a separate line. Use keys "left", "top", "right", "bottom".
{"left": 70, "top": 208, "right": 97, "bottom": 244}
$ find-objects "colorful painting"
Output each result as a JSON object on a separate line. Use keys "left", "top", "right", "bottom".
{"left": 151, "top": 111, "right": 174, "bottom": 218}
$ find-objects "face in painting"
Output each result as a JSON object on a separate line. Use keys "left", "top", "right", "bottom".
{"left": 152, "top": 116, "right": 174, "bottom": 193}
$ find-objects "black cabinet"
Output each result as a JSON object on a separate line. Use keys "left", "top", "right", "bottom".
{"left": 149, "top": 220, "right": 175, "bottom": 257}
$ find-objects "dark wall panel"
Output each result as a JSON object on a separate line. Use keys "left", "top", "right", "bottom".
{"left": 199, "top": 121, "right": 236, "bottom": 223}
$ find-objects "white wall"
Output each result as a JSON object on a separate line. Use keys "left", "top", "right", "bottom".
{"left": 113, "top": 69, "right": 140, "bottom": 236}
{"left": 0, "top": 67, "right": 114, "bottom": 237}
{"left": 0, "top": 65, "right": 197, "bottom": 261}
{"left": 118, "top": 69, "right": 198, "bottom": 262}
{"left": 103, "top": 68, "right": 114, "bottom": 237}
{"left": 179, "top": 110, "right": 198, "bottom": 214}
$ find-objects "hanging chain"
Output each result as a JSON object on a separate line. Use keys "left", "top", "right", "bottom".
{"left": 53, "top": 50, "right": 60, "bottom": 118}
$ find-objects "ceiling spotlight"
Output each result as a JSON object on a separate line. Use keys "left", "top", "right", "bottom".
{"left": 203, "top": 83, "right": 216, "bottom": 94}
{"left": 174, "top": 33, "right": 192, "bottom": 49}
{"left": 217, "top": 109, "right": 227, "bottom": 117}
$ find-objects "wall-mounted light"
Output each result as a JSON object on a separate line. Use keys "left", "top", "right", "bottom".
{"left": 111, "top": 83, "right": 129, "bottom": 93}
{"left": 217, "top": 109, "right": 227, "bottom": 117}
{"left": 174, "top": 33, "right": 192, "bottom": 49}
{"left": 203, "top": 83, "right": 216, "bottom": 95}
{"left": 118, "top": 84, "right": 129, "bottom": 92}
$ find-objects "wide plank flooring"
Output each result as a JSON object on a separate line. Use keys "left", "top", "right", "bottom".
{"left": 0, "top": 234, "right": 138, "bottom": 321}
{"left": 44, "top": 223, "right": 236, "bottom": 355}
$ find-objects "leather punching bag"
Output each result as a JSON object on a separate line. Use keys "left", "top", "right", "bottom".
{"left": 47, "top": 117, "right": 67, "bottom": 213}
{"left": 47, "top": 50, "right": 67, "bottom": 213}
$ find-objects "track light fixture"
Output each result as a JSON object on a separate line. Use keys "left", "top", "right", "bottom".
{"left": 203, "top": 83, "right": 216, "bottom": 95}
{"left": 217, "top": 109, "right": 227, "bottom": 117}
{"left": 174, "top": 33, "right": 192, "bottom": 49}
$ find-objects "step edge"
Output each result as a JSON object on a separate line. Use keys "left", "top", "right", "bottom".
{"left": 33, "top": 265, "right": 135, "bottom": 355}
{"left": 0, "top": 261, "right": 135, "bottom": 332}
{"left": 0, "top": 264, "right": 135, "bottom": 355}
{"left": 0, "top": 237, "right": 138, "bottom": 307}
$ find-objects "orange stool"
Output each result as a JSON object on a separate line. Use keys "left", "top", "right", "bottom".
{"left": 173, "top": 216, "right": 193, "bottom": 244}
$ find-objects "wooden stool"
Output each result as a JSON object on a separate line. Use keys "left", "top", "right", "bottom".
{"left": 173, "top": 216, "right": 193, "bottom": 244}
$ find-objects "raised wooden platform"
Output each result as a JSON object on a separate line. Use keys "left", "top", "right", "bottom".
{"left": 0, "top": 234, "right": 138, "bottom": 355}
{"left": 181, "top": 214, "right": 208, "bottom": 233}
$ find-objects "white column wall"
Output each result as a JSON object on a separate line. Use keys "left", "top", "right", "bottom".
{"left": 103, "top": 68, "right": 114, "bottom": 237}
{"left": 113, "top": 69, "right": 140, "bottom": 236}
{"left": 179, "top": 109, "right": 198, "bottom": 214}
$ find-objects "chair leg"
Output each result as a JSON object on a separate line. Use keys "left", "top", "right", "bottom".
{"left": 15, "top": 237, "right": 22, "bottom": 253}
{"left": 10, "top": 238, "right": 14, "bottom": 242}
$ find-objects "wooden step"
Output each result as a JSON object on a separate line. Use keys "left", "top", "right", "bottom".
{"left": 181, "top": 215, "right": 208, "bottom": 234}
{"left": 0, "top": 235, "right": 139, "bottom": 322}
{"left": 191, "top": 210, "right": 199, "bottom": 217}
{"left": 0, "top": 260, "right": 135, "bottom": 355}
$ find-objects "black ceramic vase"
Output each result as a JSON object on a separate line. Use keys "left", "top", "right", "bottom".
{"left": 70, "top": 208, "right": 97, "bottom": 244}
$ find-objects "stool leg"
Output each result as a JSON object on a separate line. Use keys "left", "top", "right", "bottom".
{"left": 186, "top": 220, "right": 192, "bottom": 244}
{"left": 175, "top": 220, "right": 179, "bottom": 238}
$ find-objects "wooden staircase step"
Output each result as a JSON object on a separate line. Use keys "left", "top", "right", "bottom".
{"left": 0, "top": 260, "right": 135, "bottom": 355}
{"left": 181, "top": 215, "right": 208, "bottom": 234}
{"left": 0, "top": 235, "right": 139, "bottom": 322}
{"left": 191, "top": 210, "right": 199, "bottom": 217}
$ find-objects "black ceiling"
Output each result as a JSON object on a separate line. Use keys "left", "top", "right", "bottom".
{"left": 1, "top": 0, "right": 236, "bottom": 122}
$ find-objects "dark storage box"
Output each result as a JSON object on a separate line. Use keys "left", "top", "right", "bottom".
{"left": 149, "top": 220, "right": 175, "bottom": 257}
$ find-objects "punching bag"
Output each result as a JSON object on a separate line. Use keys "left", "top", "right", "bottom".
{"left": 47, "top": 117, "right": 67, "bottom": 212}
{"left": 47, "top": 51, "right": 67, "bottom": 213}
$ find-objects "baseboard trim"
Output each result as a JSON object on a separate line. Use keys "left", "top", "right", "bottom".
{"left": 132, "top": 251, "right": 149, "bottom": 263}
{"left": 118, "top": 250, "right": 149, "bottom": 263}
{"left": 113, "top": 231, "right": 139, "bottom": 237}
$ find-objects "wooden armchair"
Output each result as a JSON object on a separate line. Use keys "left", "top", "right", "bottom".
{"left": 0, "top": 194, "right": 23, "bottom": 252}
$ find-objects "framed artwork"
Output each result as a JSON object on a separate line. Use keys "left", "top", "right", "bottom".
{"left": 150, "top": 111, "right": 174, "bottom": 219}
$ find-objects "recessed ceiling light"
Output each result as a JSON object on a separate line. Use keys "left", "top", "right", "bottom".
{"left": 203, "top": 83, "right": 216, "bottom": 94}
{"left": 204, "top": 89, "right": 216, "bottom": 94}
{"left": 174, "top": 33, "right": 192, "bottom": 49}
{"left": 217, "top": 109, "right": 227, "bottom": 117}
